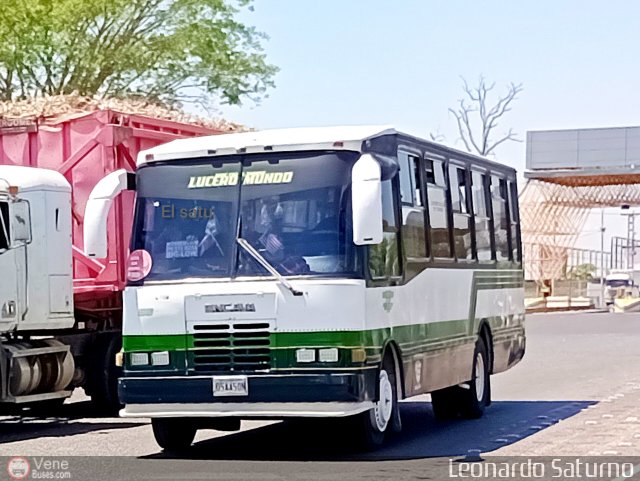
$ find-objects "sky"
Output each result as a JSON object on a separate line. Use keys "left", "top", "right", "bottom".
{"left": 218, "top": 0, "right": 640, "bottom": 255}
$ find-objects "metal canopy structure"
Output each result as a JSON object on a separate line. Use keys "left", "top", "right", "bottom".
{"left": 522, "top": 126, "right": 640, "bottom": 282}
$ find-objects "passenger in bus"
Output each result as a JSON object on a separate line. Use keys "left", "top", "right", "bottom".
{"left": 198, "top": 208, "right": 224, "bottom": 256}
{"left": 258, "top": 196, "right": 284, "bottom": 234}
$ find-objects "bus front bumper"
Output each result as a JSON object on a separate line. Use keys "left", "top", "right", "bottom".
{"left": 118, "top": 370, "right": 378, "bottom": 418}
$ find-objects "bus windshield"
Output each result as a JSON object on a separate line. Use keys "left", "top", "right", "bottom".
{"left": 131, "top": 151, "right": 361, "bottom": 282}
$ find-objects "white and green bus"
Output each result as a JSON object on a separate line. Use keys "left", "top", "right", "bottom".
{"left": 85, "top": 126, "right": 525, "bottom": 450}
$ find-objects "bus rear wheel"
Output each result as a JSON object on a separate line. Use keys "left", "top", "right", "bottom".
{"left": 430, "top": 337, "right": 490, "bottom": 420}
{"left": 430, "top": 387, "right": 459, "bottom": 420}
{"left": 459, "top": 337, "right": 490, "bottom": 419}
{"left": 355, "top": 355, "right": 399, "bottom": 449}
{"left": 151, "top": 418, "right": 197, "bottom": 452}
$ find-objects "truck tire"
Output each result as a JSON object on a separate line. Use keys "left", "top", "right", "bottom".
{"left": 89, "top": 333, "right": 123, "bottom": 414}
{"left": 152, "top": 418, "right": 197, "bottom": 452}
{"left": 26, "top": 398, "right": 67, "bottom": 416}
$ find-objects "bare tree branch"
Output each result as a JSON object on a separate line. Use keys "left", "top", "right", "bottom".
{"left": 448, "top": 76, "right": 523, "bottom": 156}
{"left": 429, "top": 129, "right": 445, "bottom": 143}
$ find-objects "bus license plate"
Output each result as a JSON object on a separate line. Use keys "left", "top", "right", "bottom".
{"left": 212, "top": 376, "right": 248, "bottom": 397}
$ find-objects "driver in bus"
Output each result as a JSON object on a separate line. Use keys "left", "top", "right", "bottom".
{"left": 257, "top": 196, "right": 310, "bottom": 275}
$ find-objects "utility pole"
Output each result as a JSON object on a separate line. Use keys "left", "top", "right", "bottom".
{"left": 600, "top": 208, "right": 605, "bottom": 308}
{"left": 621, "top": 205, "right": 639, "bottom": 270}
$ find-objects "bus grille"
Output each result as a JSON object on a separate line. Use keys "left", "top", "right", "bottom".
{"left": 190, "top": 321, "right": 271, "bottom": 373}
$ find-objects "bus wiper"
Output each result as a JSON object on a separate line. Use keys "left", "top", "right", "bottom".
{"left": 236, "top": 237, "right": 303, "bottom": 296}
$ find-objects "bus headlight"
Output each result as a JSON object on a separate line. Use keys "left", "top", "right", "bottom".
{"left": 295, "top": 349, "right": 316, "bottom": 363}
{"left": 130, "top": 353, "right": 149, "bottom": 366}
{"left": 318, "top": 348, "right": 339, "bottom": 363}
{"left": 151, "top": 351, "right": 170, "bottom": 366}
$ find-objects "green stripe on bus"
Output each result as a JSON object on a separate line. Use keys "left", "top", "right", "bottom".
{"left": 122, "top": 318, "right": 522, "bottom": 353}
{"left": 123, "top": 335, "right": 186, "bottom": 351}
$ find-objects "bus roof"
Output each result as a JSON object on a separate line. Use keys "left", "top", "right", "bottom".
{"left": 137, "top": 125, "right": 515, "bottom": 175}
{"left": 138, "top": 125, "right": 396, "bottom": 165}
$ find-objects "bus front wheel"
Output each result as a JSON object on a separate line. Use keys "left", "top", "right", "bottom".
{"left": 151, "top": 418, "right": 197, "bottom": 452}
{"left": 356, "top": 355, "right": 399, "bottom": 449}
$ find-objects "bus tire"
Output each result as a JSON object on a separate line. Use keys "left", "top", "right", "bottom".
{"left": 152, "top": 418, "right": 197, "bottom": 452}
{"left": 430, "top": 387, "right": 459, "bottom": 420}
{"left": 356, "top": 355, "right": 398, "bottom": 449}
{"left": 459, "top": 337, "right": 490, "bottom": 419}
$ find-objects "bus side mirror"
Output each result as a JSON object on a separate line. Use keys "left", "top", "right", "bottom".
{"left": 10, "top": 200, "right": 31, "bottom": 246}
{"left": 352, "top": 154, "right": 383, "bottom": 245}
{"left": 84, "top": 169, "right": 135, "bottom": 258}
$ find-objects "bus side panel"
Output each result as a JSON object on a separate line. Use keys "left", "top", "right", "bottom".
{"left": 365, "top": 267, "right": 525, "bottom": 399}
{"left": 474, "top": 271, "right": 526, "bottom": 374}
{"left": 365, "top": 268, "right": 476, "bottom": 399}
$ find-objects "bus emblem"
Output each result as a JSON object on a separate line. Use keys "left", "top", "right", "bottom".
{"left": 205, "top": 303, "right": 256, "bottom": 313}
{"left": 414, "top": 359, "right": 423, "bottom": 390}
{"left": 382, "top": 291, "right": 394, "bottom": 312}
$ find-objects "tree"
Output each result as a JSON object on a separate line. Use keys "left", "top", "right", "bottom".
{"left": 448, "top": 76, "right": 523, "bottom": 156}
{"left": 0, "top": 0, "right": 277, "bottom": 109}
{"left": 566, "top": 263, "right": 597, "bottom": 281}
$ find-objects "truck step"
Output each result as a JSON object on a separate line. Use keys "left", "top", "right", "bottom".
{"left": 1, "top": 390, "right": 72, "bottom": 404}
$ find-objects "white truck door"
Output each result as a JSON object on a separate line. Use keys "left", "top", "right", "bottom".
{"left": 0, "top": 200, "right": 19, "bottom": 332}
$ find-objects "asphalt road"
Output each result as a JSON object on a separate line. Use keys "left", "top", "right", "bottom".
{"left": 1, "top": 312, "right": 640, "bottom": 480}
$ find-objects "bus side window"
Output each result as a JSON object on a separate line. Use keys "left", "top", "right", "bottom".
{"left": 369, "top": 179, "right": 401, "bottom": 279}
{"left": 449, "top": 164, "right": 473, "bottom": 260}
{"left": 425, "top": 157, "right": 451, "bottom": 258}
{"left": 491, "top": 175, "right": 510, "bottom": 262}
{"left": 398, "top": 151, "right": 414, "bottom": 205}
{"left": 0, "top": 201, "right": 10, "bottom": 250}
{"left": 509, "top": 181, "right": 521, "bottom": 262}
{"left": 472, "top": 171, "right": 492, "bottom": 261}
{"left": 399, "top": 151, "right": 427, "bottom": 260}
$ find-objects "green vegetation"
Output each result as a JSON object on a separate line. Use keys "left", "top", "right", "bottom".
{"left": 566, "top": 263, "right": 597, "bottom": 281}
{"left": 0, "top": 0, "right": 277, "bottom": 108}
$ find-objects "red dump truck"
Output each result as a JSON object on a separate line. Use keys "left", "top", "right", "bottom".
{"left": 0, "top": 109, "right": 223, "bottom": 411}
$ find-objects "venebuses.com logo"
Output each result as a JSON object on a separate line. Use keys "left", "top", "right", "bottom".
{"left": 6, "top": 457, "right": 30, "bottom": 480}
{"left": 5, "top": 456, "right": 71, "bottom": 480}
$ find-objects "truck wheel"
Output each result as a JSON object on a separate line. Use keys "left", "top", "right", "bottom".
{"left": 26, "top": 398, "right": 67, "bottom": 416}
{"left": 458, "top": 337, "right": 490, "bottom": 419}
{"left": 152, "top": 418, "right": 197, "bottom": 452}
{"left": 355, "top": 355, "right": 398, "bottom": 449}
{"left": 89, "top": 333, "right": 123, "bottom": 414}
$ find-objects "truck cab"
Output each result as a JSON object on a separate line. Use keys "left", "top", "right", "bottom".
{"left": 605, "top": 269, "right": 640, "bottom": 305}
{"left": 0, "top": 166, "right": 75, "bottom": 403}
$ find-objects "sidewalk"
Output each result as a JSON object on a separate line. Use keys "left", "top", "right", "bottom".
{"left": 494, "top": 381, "right": 640, "bottom": 456}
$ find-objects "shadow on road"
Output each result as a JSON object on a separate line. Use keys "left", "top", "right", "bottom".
{"left": 147, "top": 400, "right": 595, "bottom": 461}
{"left": 0, "top": 401, "right": 144, "bottom": 444}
